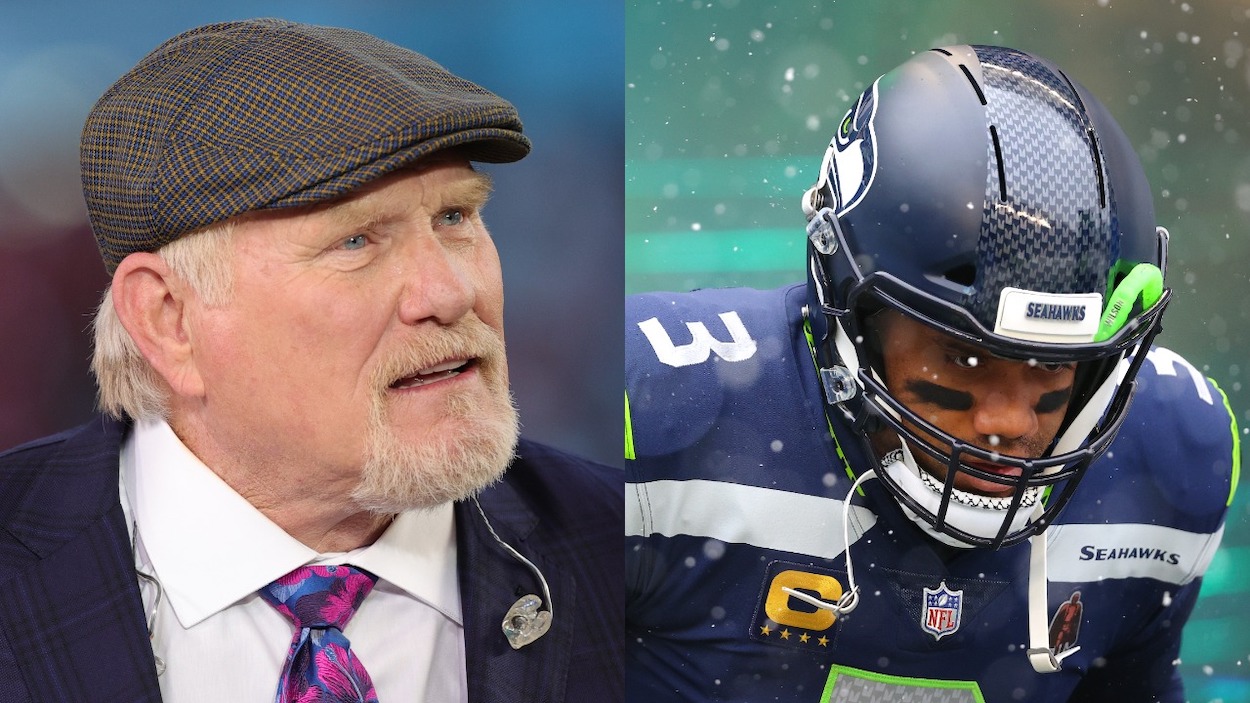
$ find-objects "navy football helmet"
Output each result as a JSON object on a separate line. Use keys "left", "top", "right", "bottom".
{"left": 803, "top": 45, "right": 1170, "bottom": 549}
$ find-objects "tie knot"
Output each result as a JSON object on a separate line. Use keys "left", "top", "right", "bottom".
{"left": 260, "top": 565, "right": 378, "bottom": 631}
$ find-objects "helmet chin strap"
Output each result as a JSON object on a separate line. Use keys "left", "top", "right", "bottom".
{"left": 1027, "top": 502, "right": 1078, "bottom": 673}
{"left": 782, "top": 469, "right": 876, "bottom": 617}
{"left": 1024, "top": 355, "right": 1125, "bottom": 673}
{"left": 789, "top": 455, "right": 1070, "bottom": 674}
{"left": 1051, "top": 354, "right": 1128, "bottom": 455}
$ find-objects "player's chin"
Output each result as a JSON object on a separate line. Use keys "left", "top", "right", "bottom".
{"left": 953, "top": 463, "right": 1023, "bottom": 498}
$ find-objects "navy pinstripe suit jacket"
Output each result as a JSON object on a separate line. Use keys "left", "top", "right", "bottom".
{"left": 0, "top": 415, "right": 623, "bottom": 702}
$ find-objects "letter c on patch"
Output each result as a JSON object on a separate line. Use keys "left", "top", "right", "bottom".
{"left": 765, "top": 570, "right": 843, "bottom": 632}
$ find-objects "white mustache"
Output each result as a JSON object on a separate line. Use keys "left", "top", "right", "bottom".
{"left": 372, "top": 320, "right": 505, "bottom": 391}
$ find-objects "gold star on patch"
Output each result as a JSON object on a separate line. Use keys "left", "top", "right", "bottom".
{"left": 818, "top": 636, "right": 829, "bottom": 647}
{"left": 780, "top": 629, "right": 791, "bottom": 640}
{"left": 759, "top": 624, "right": 772, "bottom": 636}
{"left": 799, "top": 633, "right": 810, "bottom": 643}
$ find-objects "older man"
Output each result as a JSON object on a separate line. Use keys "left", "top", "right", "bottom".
{"left": 0, "top": 18, "right": 621, "bottom": 703}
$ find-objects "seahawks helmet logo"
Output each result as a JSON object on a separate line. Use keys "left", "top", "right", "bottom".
{"left": 816, "top": 81, "right": 880, "bottom": 216}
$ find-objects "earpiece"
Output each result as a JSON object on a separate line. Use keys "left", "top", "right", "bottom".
{"left": 501, "top": 594, "right": 552, "bottom": 649}
{"left": 472, "top": 497, "right": 553, "bottom": 649}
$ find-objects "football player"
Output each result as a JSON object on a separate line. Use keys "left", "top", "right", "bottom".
{"left": 625, "top": 45, "right": 1238, "bottom": 702}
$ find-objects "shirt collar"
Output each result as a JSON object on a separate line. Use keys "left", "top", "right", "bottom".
{"left": 123, "top": 419, "right": 460, "bottom": 628}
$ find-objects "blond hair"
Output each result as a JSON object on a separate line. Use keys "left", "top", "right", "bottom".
{"left": 91, "top": 222, "right": 236, "bottom": 420}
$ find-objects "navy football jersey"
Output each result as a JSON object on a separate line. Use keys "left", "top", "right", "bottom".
{"left": 625, "top": 284, "right": 1237, "bottom": 703}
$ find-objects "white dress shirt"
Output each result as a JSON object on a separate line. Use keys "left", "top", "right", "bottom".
{"left": 118, "top": 419, "right": 469, "bottom": 702}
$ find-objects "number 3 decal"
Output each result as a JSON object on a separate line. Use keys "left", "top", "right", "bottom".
{"left": 637, "top": 311, "right": 758, "bottom": 368}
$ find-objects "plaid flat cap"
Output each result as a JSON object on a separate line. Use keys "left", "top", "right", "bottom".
{"left": 81, "top": 18, "right": 531, "bottom": 274}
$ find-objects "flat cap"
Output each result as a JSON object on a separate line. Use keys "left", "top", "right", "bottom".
{"left": 81, "top": 18, "right": 531, "bottom": 274}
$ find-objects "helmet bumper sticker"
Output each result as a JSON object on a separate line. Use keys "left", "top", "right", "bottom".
{"left": 993, "top": 288, "right": 1103, "bottom": 343}
{"left": 805, "top": 81, "right": 880, "bottom": 219}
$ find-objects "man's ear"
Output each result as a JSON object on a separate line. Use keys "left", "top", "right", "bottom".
{"left": 110, "top": 252, "right": 206, "bottom": 400}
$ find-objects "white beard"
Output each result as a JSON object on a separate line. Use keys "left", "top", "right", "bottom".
{"left": 351, "top": 386, "right": 519, "bottom": 514}
{"left": 350, "top": 321, "right": 520, "bottom": 514}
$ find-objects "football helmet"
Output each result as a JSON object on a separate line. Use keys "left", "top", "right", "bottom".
{"left": 802, "top": 45, "right": 1170, "bottom": 549}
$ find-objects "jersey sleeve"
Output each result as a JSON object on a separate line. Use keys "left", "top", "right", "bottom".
{"left": 625, "top": 290, "right": 760, "bottom": 467}
{"left": 624, "top": 284, "right": 819, "bottom": 477}
{"left": 1064, "top": 578, "right": 1200, "bottom": 702}
{"left": 1065, "top": 346, "right": 1240, "bottom": 700}
{"left": 623, "top": 285, "right": 823, "bottom": 606}
{"left": 625, "top": 288, "right": 758, "bottom": 605}
{"left": 1126, "top": 347, "right": 1238, "bottom": 532}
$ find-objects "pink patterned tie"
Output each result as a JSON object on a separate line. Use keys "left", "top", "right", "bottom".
{"left": 259, "top": 565, "right": 380, "bottom": 703}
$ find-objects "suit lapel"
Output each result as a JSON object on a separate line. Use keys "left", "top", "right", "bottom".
{"left": 457, "top": 478, "right": 573, "bottom": 703}
{"left": 0, "top": 506, "right": 161, "bottom": 701}
{"left": 0, "top": 417, "right": 160, "bottom": 701}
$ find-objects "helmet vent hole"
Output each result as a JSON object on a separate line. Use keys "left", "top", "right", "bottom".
{"left": 989, "top": 125, "right": 1008, "bottom": 201}
{"left": 959, "top": 64, "right": 987, "bottom": 105}
{"left": 943, "top": 263, "right": 977, "bottom": 286}
{"left": 1058, "top": 69, "right": 1088, "bottom": 116}
{"left": 1088, "top": 129, "right": 1108, "bottom": 208}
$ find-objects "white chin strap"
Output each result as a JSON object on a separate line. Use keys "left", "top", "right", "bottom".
{"left": 879, "top": 443, "right": 1040, "bottom": 549}
{"left": 1027, "top": 505, "right": 1077, "bottom": 672}
{"left": 1051, "top": 354, "right": 1129, "bottom": 455}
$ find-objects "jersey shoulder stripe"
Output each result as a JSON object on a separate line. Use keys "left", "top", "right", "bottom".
{"left": 627, "top": 478, "right": 876, "bottom": 559}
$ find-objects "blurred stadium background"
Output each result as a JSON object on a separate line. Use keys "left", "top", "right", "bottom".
{"left": 626, "top": 1, "right": 1249, "bottom": 700}
{"left": 0, "top": 0, "right": 623, "bottom": 468}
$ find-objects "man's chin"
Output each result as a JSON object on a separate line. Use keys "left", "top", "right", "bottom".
{"left": 352, "top": 393, "right": 520, "bottom": 513}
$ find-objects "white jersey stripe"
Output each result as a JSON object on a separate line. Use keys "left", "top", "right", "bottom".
{"left": 629, "top": 480, "right": 1225, "bottom": 586}
{"left": 1046, "top": 522, "right": 1224, "bottom": 586}
{"left": 627, "top": 479, "right": 877, "bottom": 559}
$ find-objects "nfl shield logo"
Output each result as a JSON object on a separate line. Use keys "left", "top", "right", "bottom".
{"left": 922, "top": 581, "right": 963, "bottom": 640}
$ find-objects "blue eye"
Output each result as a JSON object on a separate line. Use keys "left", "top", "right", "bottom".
{"left": 341, "top": 234, "right": 368, "bottom": 250}
{"left": 441, "top": 209, "right": 465, "bottom": 226}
